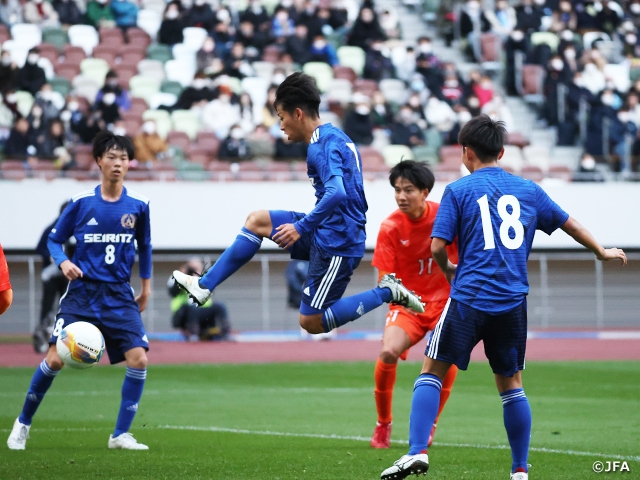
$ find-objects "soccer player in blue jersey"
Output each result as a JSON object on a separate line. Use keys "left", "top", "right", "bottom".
{"left": 381, "top": 115, "right": 627, "bottom": 480}
{"left": 7, "top": 131, "right": 152, "bottom": 451}
{"left": 172, "top": 72, "right": 423, "bottom": 335}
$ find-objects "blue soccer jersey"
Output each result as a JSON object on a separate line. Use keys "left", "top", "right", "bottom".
{"left": 305, "top": 123, "right": 368, "bottom": 257}
{"left": 431, "top": 167, "right": 569, "bottom": 313}
{"left": 49, "top": 185, "right": 152, "bottom": 283}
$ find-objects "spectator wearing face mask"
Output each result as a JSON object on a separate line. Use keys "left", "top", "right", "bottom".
{"left": 572, "top": 153, "right": 604, "bottom": 182}
{"left": 110, "top": 0, "right": 138, "bottom": 30}
{"left": 219, "top": 124, "right": 251, "bottom": 159}
{"left": 201, "top": 85, "right": 241, "bottom": 139}
{"left": 541, "top": 55, "right": 572, "bottom": 126}
{"left": 504, "top": 28, "right": 530, "bottom": 95}
{"left": 441, "top": 73, "right": 464, "bottom": 106}
{"left": 297, "top": 0, "right": 325, "bottom": 41}
{"left": 445, "top": 107, "right": 473, "bottom": 145}
{"left": 212, "top": 8, "right": 235, "bottom": 55}
{"left": 261, "top": 86, "right": 279, "bottom": 129}
{"left": 237, "top": 92, "right": 255, "bottom": 134}
{"left": 68, "top": 99, "right": 106, "bottom": 143}
{"left": 36, "top": 118, "right": 69, "bottom": 162}
{"left": 272, "top": 6, "right": 295, "bottom": 40}
{"left": 4, "top": 117, "right": 33, "bottom": 159}
{"left": 343, "top": 93, "right": 374, "bottom": 145}
{"left": 134, "top": 120, "right": 168, "bottom": 162}
{"left": 465, "top": 94, "right": 482, "bottom": 117}
{"left": 395, "top": 46, "right": 416, "bottom": 82}
{"left": 0, "top": 51, "right": 18, "bottom": 93}
{"left": 514, "top": 0, "right": 543, "bottom": 34}
{"left": 584, "top": 89, "right": 620, "bottom": 158}
{"left": 379, "top": 8, "right": 400, "bottom": 39}
{"left": 424, "top": 96, "right": 457, "bottom": 135}
{"left": 307, "top": 34, "right": 338, "bottom": 66}
{"left": 486, "top": 0, "right": 517, "bottom": 37}
{"left": 158, "top": 2, "right": 184, "bottom": 46}
{"left": 24, "top": 0, "right": 60, "bottom": 27}
{"left": 620, "top": 21, "right": 638, "bottom": 57}
{"left": 363, "top": 40, "right": 395, "bottom": 81}
{"left": 549, "top": 0, "right": 576, "bottom": 33}
{"left": 609, "top": 108, "right": 637, "bottom": 172}
{"left": 183, "top": 0, "right": 215, "bottom": 31}
{"left": 237, "top": 20, "right": 265, "bottom": 61}
{"left": 85, "top": 0, "right": 115, "bottom": 28}
{"left": 406, "top": 92, "right": 427, "bottom": 127}
{"left": 34, "top": 83, "right": 65, "bottom": 122}
{"left": 594, "top": 0, "right": 621, "bottom": 35}
{"left": 95, "top": 90, "right": 121, "bottom": 125}
{"left": 389, "top": 105, "right": 425, "bottom": 147}
{"left": 459, "top": 0, "right": 491, "bottom": 62}
{"left": 197, "top": 37, "right": 223, "bottom": 76}
{"left": 629, "top": 0, "right": 640, "bottom": 29}
{"left": 625, "top": 93, "right": 640, "bottom": 128}
{"left": 481, "top": 95, "right": 514, "bottom": 131}
{"left": 241, "top": 0, "right": 271, "bottom": 33}
{"left": 472, "top": 75, "right": 494, "bottom": 107}
{"left": 0, "top": 0, "right": 23, "bottom": 27}
{"left": 347, "top": 6, "right": 386, "bottom": 51}
{"left": 224, "top": 42, "right": 255, "bottom": 79}
{"left": 16, "top": 49, "right": 47, "bottom": 96}
{"left": 96, "top": 70, "right": 131, "bottom": 112}
{"left": 415, "top": 38, "right": 444, "bottom": 93}
{"left": 52, "top": 0, "right": 83, "bottom": 26}
{"left": 371, "top": 90, "right": 394, "bottom": 127}
{"left": 286, "top": 24, "right": 311, "bottom": 65}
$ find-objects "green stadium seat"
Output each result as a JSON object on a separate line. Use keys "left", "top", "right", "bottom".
{"left": 170, "top": 109, "right": 200, "bottom": 140}
{"left": 50, "top": 76, "right": 72, "bottom": 97}
{"left": 130, "top": 75, "right": 161, "bottom": 103}
{"left": 42, "top": 27, "right": 68, "bottom": 50}
{"left": 147, "top": 43, "right": 173, "bottom": 63}
{"left": 160, "top": 80, "right": 184, "bottom": 97}
{"left": 302, "top": 62, "right": 334, "bottom": 93}
{"left": 14, "top": 91, "right": 34, "bottom": 118}
{"left": 337, "top": 46, "right": 366, "bottom": 77}
{"left": 80, "top": 58, "right": 110, "bottom": 87}
{"left": 382, "top": 144, "right": 415, "bottom": 167}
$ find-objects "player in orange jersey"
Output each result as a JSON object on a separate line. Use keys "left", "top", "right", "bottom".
{"left": 0, "top": 244, "right": 13, "bottom": 315}
{"left": 370, "top": 160, "right": 459, "bottom": 449}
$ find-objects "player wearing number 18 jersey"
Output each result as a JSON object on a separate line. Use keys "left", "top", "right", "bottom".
{"left": 172, "top": 72, "right": 423, "bottom": 337}
{"left": 8, "top": 131, "right": 152, "bottom": 452}
{"left": 381, "top": 115, "right": 627, "bottom": 480}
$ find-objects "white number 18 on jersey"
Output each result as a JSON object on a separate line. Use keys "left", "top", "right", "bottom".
{"left": 477, "top": 194, "right": 524, "bottom": 250}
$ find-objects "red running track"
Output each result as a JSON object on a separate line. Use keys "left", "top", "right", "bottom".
{"left": 0, "top": 338, "right": 639, "bottom": 367}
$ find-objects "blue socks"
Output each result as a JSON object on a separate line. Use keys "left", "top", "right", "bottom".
{"left": 321, "top": 287, "right": 392, "bottom": 332}
{"left": 198, "top": 227, "right": 262, "bottom": 291}
{"left": 408, "top": 374, "right": 442, "bottom": 454}
{"left": 113, "top": 367, "right": 147, "bottom": 438}
{"left": 501, "top": 388, "right": 531, "bottom": 473}
{"left": 19, "top": 360, "right": 60, "bottom": 425}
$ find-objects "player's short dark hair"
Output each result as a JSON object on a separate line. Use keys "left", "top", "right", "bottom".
{"left": 389, "top": 160, "right": 435, "bottom": 192}
{"left": 92, "top": 130, "right": 134, "bottom": 162}
{"left": 274, "top": 72, "right": 320, "bottom": 119}
{"left": 457, "top": 114, "right": 506, "bottom": 162}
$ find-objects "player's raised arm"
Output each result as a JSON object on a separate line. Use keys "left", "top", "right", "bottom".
{"left": 561, "top": 216, "right": 627, "bottom": 265}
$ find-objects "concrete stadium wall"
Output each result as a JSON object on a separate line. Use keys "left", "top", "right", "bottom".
{"left": 1, "top": 179, "right": 640, "bottom": 250}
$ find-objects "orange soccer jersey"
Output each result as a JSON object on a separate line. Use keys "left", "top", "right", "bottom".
{"left": 0, "top": 244, "right": 11, "bottom": 292}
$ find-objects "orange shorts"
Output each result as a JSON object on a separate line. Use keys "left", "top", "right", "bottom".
{"left": 384, "top": 299, "right": 449, "bottom": 360}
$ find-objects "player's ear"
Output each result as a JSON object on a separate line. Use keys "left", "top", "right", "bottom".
{"left": 497, "top": 147, "right": 505, "bottom": 160}
{"left": 294, "top": 107, "right": 304, "bottom": 121}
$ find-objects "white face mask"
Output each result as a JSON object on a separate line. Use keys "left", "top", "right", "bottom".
{"left": 573, "top": 77, "right": 583, "bottom": 87}
{"left": 551, "top": 59, "right": 564, "bottom": 71}
{"left": 218, "top": 94, "right": 230, "bottom": 104}
{"left": 60, "top": 110, "right": 72, "bottom": 122}
{"left": 618, "top": 112, "right": 630, "bottom": 123}
{"left": 27, "top": 54, "right": 39, "bottom": 64}
{"left": 561, "top": 30, "right": 573, "bottom": 41}
{"left": 313, "top": 40, "right": 327, "bottom": 49}
{"left": 626, "top": 34, "right": 637, "bottom": 45}
{"left": 102, "top": 92, "right": 116, "bottom": 105}
{"left": 166, "top": 9, "right": 178, "bottom": 19}
{"left": 468, "top": 97, "right": 480, "bottom": 108}
{"left": 272, "top": 73, "right": 286, "bottom": 85}
{"left": 419, "top": 43, "right": 432, "bottom": 54}
{"left": 631, "top": 3, "right": 640, "bottom": 14}
{"left": 192, "top": 79, "right": 207, "bottom": 89}
{"left": 67, "top": 101, "right": 79, "bottom": 111}
{"left": 230, "top": 128, "right": 244, "bottom": 139}
{"left": 355, "top": 105, "right": 370, "bottom": 115}
{"left": 194, "top": 0, "right": 206, "bottom": 6}
{"left": 1, "top": 56, "right": 10, "bottom": 66}
{"left": 458, "top": 111, "right": 472, "bottom": 123}
{"left": 602, "top": 94, "right": 614, "bottom": 106}
{"left": 113, "top": 127, "right": 127, "bottom": 136}
{"left": 564, "top": 49, "right": 576, "bottom": 59}
{"left": 445, "top": 79, "right": 459, "bottom": 88}
{"left": 408, "top": 97, "right": 421, "bottom": 108}
{"left": 217, "top": 9, "right": 230, "bottom": 22}
{"left": 534, "top": 0, "right": 545, "bottom": 5}
{"left": 511, "top": 30, "right": 524, "bottom": 42}
{"left": 97, "top": 0, "right": 108, "bottom": 4}
{"left": 142, "top": 121, "right": 156, "bottom": 134}
{"left": 467, "top": 1, "right": 480, "bottom": 9}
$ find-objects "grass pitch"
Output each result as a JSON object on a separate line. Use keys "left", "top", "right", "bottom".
{"left": 1, "top": 360, "right": 639, "bottom": 479}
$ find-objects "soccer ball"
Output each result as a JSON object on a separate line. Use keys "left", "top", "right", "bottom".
{"left": 56, "top": 322, "right": 105, "bottom": 369}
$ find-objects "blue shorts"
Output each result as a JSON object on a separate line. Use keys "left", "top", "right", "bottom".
{"left": 425, "top": 298, "right": 527, "bottom": 377}
{"left": 49, "top": 279, "right": 149, "bottom": 364}
{"left": 269, "top": 210, "right": 361, "bottom": 314}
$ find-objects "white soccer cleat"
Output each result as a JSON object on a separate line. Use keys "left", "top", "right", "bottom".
{"left": 171, "top": 270, "right": 211, "bottom": 306}
{"left": 510, "top": 473, "right": 528, "bottom": 480}
{"left": 108, "top": 432, "right": 149, "bottom": 450}
{"left": 7, "top": 418, "right": 30, "bottom": 450}
{"left": 379, "top": 274, "right": 425, "bottom": 314}
{"left": 381, "top": 453, "right": 429, "bottom": 479}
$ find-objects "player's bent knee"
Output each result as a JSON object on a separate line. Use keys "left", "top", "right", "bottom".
{"left": 379, "top": 348, "right": 400, "bottom": 364}
{"left": 244, "top": 210, "right": 271, "bottom": 237}
{"left": 299, "top": 314, "right": 324, "bottom": 334}
{"left": 45, "top": 346, "right": 64, "bottom": 370}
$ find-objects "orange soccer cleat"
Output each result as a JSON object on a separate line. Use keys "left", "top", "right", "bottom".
{"left": 370, "top": 421, "right": 392, "bottom": 449}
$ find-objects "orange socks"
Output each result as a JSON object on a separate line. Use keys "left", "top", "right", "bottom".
{"left": 374, "top": 358, "right": 397, "bottom": 424}
{"left": 434, "top": 364, "right": 458, "bottom": 424}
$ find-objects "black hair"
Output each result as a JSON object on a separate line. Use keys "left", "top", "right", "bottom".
{"left": 274, "top": 72, "right": 320, "bottom": 118}
{"left": 389, "top": 160, "right": 435, "bottom": 192}
{"left": 92, "top": 130, "right": 134, "bottom": 162}
{"left": 457, "top": 114, "right": 506, "bottom": 162}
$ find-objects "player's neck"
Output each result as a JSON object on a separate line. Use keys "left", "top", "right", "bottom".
{"left": 100, "top": 181, "right": 124, "bottom": 202}
{"left": 303, "top": 117, "right": 323, "bottom": 144}
{"left": 469, "top": 160, "right": 498, "bottom": 173}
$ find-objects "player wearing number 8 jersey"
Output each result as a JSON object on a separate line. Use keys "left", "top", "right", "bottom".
{"left": 7, "top": 131, "right": 152, "bottom": 452}
{"left": 381, "top": 115, "right": 627, "bottom": 480}
{"left": 172, "top": 72, "right": 423, "bottom": 336}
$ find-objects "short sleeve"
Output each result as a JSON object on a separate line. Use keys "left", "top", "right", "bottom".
{"left": 535, "top": 184, "right": 569, "bottom": 235}
{"left": 431, "top": 186, "right": 459, "bottom": 243}
{"left": 49, "top": 200, "right": 79, "bottom": 244}
{"left": 372, "top": 219, "right": 397, "bottom": 273}
{"left": 0, "top": 245, "right": 11, "bottom": 292}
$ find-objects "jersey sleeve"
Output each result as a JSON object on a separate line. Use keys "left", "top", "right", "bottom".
{"left": 136, "top": 202, "right": 152, "bottom": 279}
{"left": 315, "top": 140, "right": 345, "bottom": 184}
{"left": 431, "top": 186, "right": 459, "bottom": 243}
{"left": 48, "top": 199, "right": 79, "bottom": 244}
{"left": 0, "top": 245, "right": 11, "bottom": 292}
{"left": 534, "top": 184, "right": 570, "bottom": 235}
{"left": 372, "top": 219, "right": 397, "bottom": 273}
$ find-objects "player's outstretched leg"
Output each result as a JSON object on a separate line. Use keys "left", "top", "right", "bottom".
{"left": 172, "top": 211, "right": 275, "bottom": 306}
{"left": 371, "top": 359, "right": 396, "bottom": 448}
{"left": 319, "top": 274, "right": 423, "bottom": 333}
{"left": 109, "top": 349, "right": 148, "bottom": 450}
{"left": 428, "top": 364, "right": 458, "bottom": 447}
{"left": 501, "top": 387, "right": 531, "bottom": 478}
{"left": 8, "top": 351, "right": 61, "bottom": 450}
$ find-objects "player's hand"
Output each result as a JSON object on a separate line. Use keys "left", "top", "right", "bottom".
{"left": 445, "top": 261, "right": 457, "bottom": 284}
{"left": 597, "top": 248, "right": 627, "bottom": 266}
{"left": 136, "top": 292, "right": 150, "bottom": 312}
{"left": 272, "top": 223, "right": 301, "bottom": 249}
{"left": 60, "top": 260, "right": 83, "bottom": 281}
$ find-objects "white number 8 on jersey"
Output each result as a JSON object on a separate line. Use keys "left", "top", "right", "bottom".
{"left": 105, "top": 244, "right": 115, "bottom": 264}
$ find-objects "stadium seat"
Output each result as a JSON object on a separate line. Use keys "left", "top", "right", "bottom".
{"left": 11, "top": 24, "right": 42, "bottom": 50}
{"left": 262, "top": 45, "right": 281, "bottom": 63}
{"left": 142, "top": 0, "right": 166, "bottom": 14}
{"left": 252, "top": 61, "right": 275, "bottom": 82}
{"left": 412, "top": 144, "right": 439, "bottom": 165}
{"left": 520, "top": 165, "right": 544, "bottom": 182}
{"left": 126, "top": 28, "right": 152, "bottom": 49}
{"left": 166, "top": 130, "right": 191, "bottom": 152}
{"left": 99, "top": 27, "right": 125, "bottom": 47}
{"left": 137, "top": 9, "right": 162, "bottom": 40}
{"left": 147, "top": 43, "right": 172, "bottom": 63}
{"left": 326, "top": 78, "right": 353, "bottom": 103}
{"left": 506, "top": 131, "right": 531, "bottom": 149}
{"left": 379, "top": 79, "right": 408, "bottom": 105}
{"left": 336, "top": 46, "right": 366, "bottom": 76}
{"left": 80, "top": 58, "right": 110, "bottom": 86}
{"left": 160, "top": 80, "right": 184, "bottom": 97}
{"left": 92, "top": 45, "right": 119, "bottom": 63}
{"left": 582, "top": 31, "right": 610, "bottom": 50}
{"left": 603, "top": 63, "right": 630, "bottom": 93}
{"left": 0, "top": 161, "right": 27, "bottom": 181}
{"left": 120, "top": 51, "right": 146, "bottom": 66}
{"left": 50, "top": 76, "right": 72, "bottom": 97}
{"left": 170, "top": 109, "right": 200, "bottom": 139}
{"left": 518, "top": 64, "right": 545, "bottom": 105}
{"left": 129, "top": 75, "right": 161, "bottom": 103}
{"left": 54, "top": 62, "right": 80, "bottom": 82}
{"left": 171, "top": 43, "right": 197, "bottom": 66}
{"left": 3, "top": 40, "right": 29, "bottom": 67}
{"left": 37, "top": 43, "right": 59, "bottom": 65}
{"left": 195, "top": 131, "right": 220, "bottom": 156}
{"left": 425, "top": 128, "right": 444, "bottom": 152}
{"left": 439, "top": 145, "right": 463, "bottom": 166}
{"left": 188, "top": 147, "right": 213, "bottom": 167}
{"left": 332, "top": 65, "right": 357, "bottom": 85}
{"left": 41, "top": 27, "right": 68, "bottom": 50}
{"left": 479, "top": 33, "right": 502, "bottom": 70}
{"left": 302, "top": 62, "right": 334, "bottom": 93}
{"left": 129, "top": 97, "right": 149, "bottom": 116}
{"left": 241, "top": 76, "right": 269, "bottom": 111}
{"left": 138, "top": 59, "right": 165, "bottom": 82}
{"left": 522, "top": 145, "right": 551, "bottom": 171}
{"left": 73, "top": 144, "right": 94, "bottom": 170}
{"left": 548, "top": 165, "right": 572, "bottom": 181}
{"left": 124, "top": 118, "right": 143, "bottom": 136}
{"left": 142, "top": 109, "right": 171, "bottom": 139}
{"left": 164, "top": 59, "right": 196, "bottom": 87}
{"left": 383, "top": 144, "right": 415, "bottom": 166}
{"left": 353, "top": 78, "right": 379, "bottom": 97}
{"left": 72, "top": 75, "right": 100, "bottom": 103}
{"left": 114, "top": 65, "right": 138, "bottom": 88}
{"left": 499, "top": 145, "right": 524, "bottom": 172}
{"left": 30, "top": 160, "right": 58, "bottom": 180}
{"left": 0, "top": 28, "right": 9, "bottom": 45}
{"left": 182, "top": 27, "right": 208, "bottom": 51}
{"left": 359, "top": 146, "right": 388, "bottom": 173}
{"left": 68, "top": 25, "right": 99, "bottom": 55}
{"left": 531, "top": 32, "right": 560, "bottom": 52}
{"left": 62, "top": 45, "right": 86, "bottom": 65}
{"left": 14, "top": 91, "right": 34, "bottom": 117}
{"left": 149, "top": 92, "right": 177, "bottom": 110}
